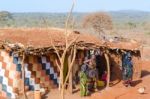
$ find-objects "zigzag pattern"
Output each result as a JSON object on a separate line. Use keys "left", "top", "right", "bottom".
{"left": 40, "top": 56, "right": 59, "bottom": 85}
{"left": 13, "top": 55, "right": 38, "bottom": 91}
{"left": 0, "top": 50, "right": 21, "bottom": 99}
{"left": 24, "top": 63, "right": 40, "bottom": 91}
{"left": 24, "top": 55, "right": 59, "bottom": 91}
{"left": 0, "top": 50, "right": 60, "bottom": 98}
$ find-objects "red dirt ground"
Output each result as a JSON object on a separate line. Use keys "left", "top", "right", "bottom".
{"left": 91, "top": 61, "right": 150, "bottom": 99}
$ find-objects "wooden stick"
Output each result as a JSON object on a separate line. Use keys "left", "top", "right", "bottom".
{"left": 64, "top": 45, "right": 77, "bottom": 86}
{"left": 68, "top": 52, "right": 73, "bottom": 94}
{"left": 104, "top": 53, "right": 110, "bottom": 88}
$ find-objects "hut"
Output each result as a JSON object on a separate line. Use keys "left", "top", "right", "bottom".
{"left": 0, "top": 28, "right": 142, "bottom": 98}
{"left": 0, "top": 28, "right": 104, "bottom": 99}
{"left": 105, "top": 37, "right": 142, "bottom": 83}
{"left": 83, "top": 37, "right": 142, "bottom": 88}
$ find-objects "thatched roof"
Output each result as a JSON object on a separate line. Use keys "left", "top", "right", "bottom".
{"left": 0, "top": 28, "right": 142, "bottom": 55}
{"left": 0, "top": 28, "right": 104, "bottom": 55}
{"left": 106, "top": 37, "right": 142, "bottom": 51}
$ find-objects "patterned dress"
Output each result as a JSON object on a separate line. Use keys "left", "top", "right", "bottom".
{"left": 80, "top": 71, "right": 88, "bottom": 96}
{"left": 88, "top": 68, "right": 98, "bottom": 91}
{"left": 80, "top": 63, "right": 89, "bottom": 96}
{"left": 122, "top": 52, "right": 133, "bottom": 81}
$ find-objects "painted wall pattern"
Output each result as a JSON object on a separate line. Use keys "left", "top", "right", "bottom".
{"left": 0, "top": 50, "right": 59, "bottom": 99}
{"left": 24, "top": 55, "right": 59, "bottom": 91}
{"left": 0, "top": 50, "right": 21, "bottom": 99}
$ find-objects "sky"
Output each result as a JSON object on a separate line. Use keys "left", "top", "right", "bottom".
{"left": 0, "top": 0, "right": 149, "bottom": 12}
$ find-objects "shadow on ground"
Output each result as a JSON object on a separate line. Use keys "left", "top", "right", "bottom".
{"left": 131, "top": 80, "right": 142, "bottom": 87}
{"left": 141, "top": 70, "right": 150, "bottom": 78}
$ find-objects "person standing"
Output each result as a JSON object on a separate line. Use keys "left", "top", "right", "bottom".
{"left": 88, "top": 58, "right": 98, "bottom": 92}
{"left": 80, "top": 59, "right": 90, "bottom": 96}
{"left": 122, "top": 52, "right": 133, "bottom": 87}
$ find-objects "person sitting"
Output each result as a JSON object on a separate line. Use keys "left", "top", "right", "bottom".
{"left": 101, "top": 71, "right": 107, "bottom": 84}
{"left": 101, "top": 71, "right": 107, "bottom": 86}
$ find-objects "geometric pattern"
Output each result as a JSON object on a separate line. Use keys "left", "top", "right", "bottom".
{"left": 0, "top": 50, "right": 21, "bottom": 99}
{"left": 39, "top": 56, "right": 59, "bottom": 85}
{"left": 0, "top": 50, "right": 60, "bottom": 98}
{"left": 24, "top": 55, "right": 59, "bottom": 91}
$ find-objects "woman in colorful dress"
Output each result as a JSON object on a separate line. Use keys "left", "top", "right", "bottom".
{"left": 80, "top": 59, "right": 90, "bottom": 96}
{"left": 122, "top": 52, "right": 133, "bottom": 87}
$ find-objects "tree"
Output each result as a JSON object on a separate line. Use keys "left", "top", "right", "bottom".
{"left": 83, "top": 12, "right": 113, "bottom": 39}
{"left": 127, "top": 22, "right": 136, "bottom": 29}
{"left": 48, "top": 0, "right": 77, "bottom": 99}
{"left": 0, "top": 11, "right": 14, "bottom": 27}
{"left": 0, "top": 11, "right": 13, "bottom": 21}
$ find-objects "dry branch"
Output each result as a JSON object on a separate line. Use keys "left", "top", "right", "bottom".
{"left": 104, "top": 53, "right": 110, "bottom": 88}
{"left": 48, "top": 0, "right": 77, "bottom": 99}
{"left": 64, "top": 45, "right": 77, "bottom": 86}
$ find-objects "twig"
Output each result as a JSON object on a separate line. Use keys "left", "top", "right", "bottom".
{"left": 64, "top": 45, "right": 77, "bottom": 86}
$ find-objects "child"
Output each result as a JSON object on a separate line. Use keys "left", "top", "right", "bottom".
{"left": 102, "top": 71, "right": 107, "bottom": 83}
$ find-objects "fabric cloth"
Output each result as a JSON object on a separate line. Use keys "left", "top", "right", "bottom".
{"left": 81, "top": 63, "right": 89, "bottom": 75}
{"left": 102, "top": 73, "right": 107, "bottom": 82}
{"left": 80, "top": 71, "right": 88, "bottom": 96}
{"left": 88, "top": 68, "right": 98, "bottom": 79}
{"left": 87, "top": 68, "right": 98, "bottom": 91}
{"left": 122, "top": 52, "right": 133, "bottom": 81}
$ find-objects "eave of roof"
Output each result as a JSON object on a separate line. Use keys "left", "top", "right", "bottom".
{"left": 0, "top": 28, "right": 105, "bottom": 55}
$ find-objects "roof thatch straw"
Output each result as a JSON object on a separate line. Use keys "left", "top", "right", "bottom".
{"left": 0, "top": 28, "right": 142, "bottom": 55}
{"left": 0, "top": 28, "right": 105, "bottom": 55}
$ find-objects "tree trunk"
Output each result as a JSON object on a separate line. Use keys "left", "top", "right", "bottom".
{"left": 68, "top": 69, "right": 73, "bottom": 93}
{"left": 68, "top": 54, "right": 73, "bottom": 93}
{"left": 104, "top": 53, "right": 110, "bottom": 88}
{"left": 59, "top": 70, "right": 63, "bottom": 91}
{"left": 61, "top": 86, "right": 65, "bottom": 99}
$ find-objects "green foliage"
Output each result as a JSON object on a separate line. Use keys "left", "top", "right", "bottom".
{"left": 126, "top": 22, "right": 136, "bottom": 29}
{"left": 0, "top": 11, "right": 14, "bottom": 27}
{"left": 0, "top": 11, "right": 13, "bottom": 21}
{"left": 0, "top": 10, "right": 150, "bottom": 30}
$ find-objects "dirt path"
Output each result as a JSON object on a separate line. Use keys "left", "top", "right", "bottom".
{"left": 47, "top": 89, "right": 90, "bottom": 99}
{"left": 90, "top": 61, "right": 150, "bottom": 99}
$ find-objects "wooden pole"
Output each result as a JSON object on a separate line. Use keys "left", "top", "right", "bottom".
{"left": 68, "top": 53, "right": 73, "bottom": 94}
{"left": 104, "top": 53, "right": 110, "bottom": 88}
{"left": 139, "top": 46, "right": 143, "bottom": 78}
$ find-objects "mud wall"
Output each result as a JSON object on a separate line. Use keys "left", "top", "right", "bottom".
{"left": 0, "top": 50, "right": 59, "bottom": 99}
{"left": 109, "top": 53, "right": 122, "bottom": 81}
{"left": 109, "top": 51, "right": 142, "bottom": 81}
{"left": 24, "top": 55, "right": 59, "bottom": 91}
{"left": 132, "top": 53, "right": 142, "bottom": 80}
{"left": 0, "top": 50, "right": 21, "bottom": 99}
